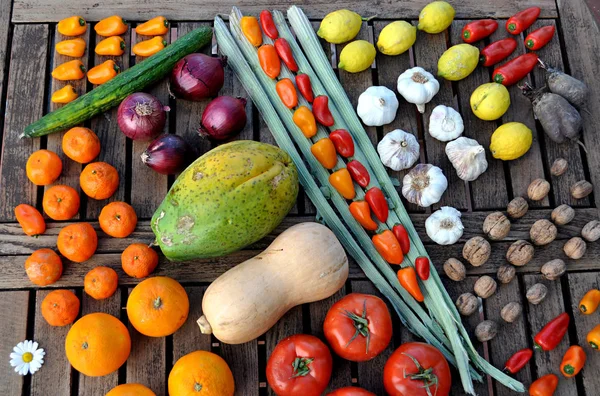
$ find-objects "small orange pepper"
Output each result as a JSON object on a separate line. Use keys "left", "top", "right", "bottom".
{"left": 311, "top": 138, "right": 337, "bottom": 169}
{"left": 95, "top": 36, "right": 125, "bottom": 56}
{"left": 51, "top": 85, "right": 78, "bottom": 104}
{"left": 373, "top": 230, "right": 404, "bottom": 265}
{"left": 397, "top": 267, "right": 423, "bottom": 301}
{"left": 55, "top": 38, "right": 86, "bottom": 57}
{"left": 240, "top": 16, "right": 262, "bottom": 47}
{"left": 136, "top": 16, "right": 169, "bottom": 36}
{"left": 57, "top": 16, "right": 87, "bottom": 36}
{"left": 560, "top": 345, "right": 586, "bottom": 378}
{"left": 587, "top": 324, "right": 600, "bottom": 350}
{"left": 133, "top": 37, "right": 167, "bottom": 57}
{"left": 329, "top": 168, "right": 355, "bottom": 200}
{"left": 293, "top": 106, "right": 317, "bottom": 138}
{"left": 529, "top": 374, "right": 558, "bottom": 396}
{"left": 276, "top": 78, "right": 298, "bottom": 109}
{"left": 579, "top": 289, "right": 600, "bottom": 314}
{"left": 87, "top": 60, "right": 120, "bottom": 85}
{"left": 14, "top": 204, "right": 46, "bottom": 236}
{"left": 349, "top": 201, "right": 378, "bottom": 231}
{"left": 95, "top": 15, "right": 128, "bottom": 37}
{"left": 257, "top": 44, "right": 280, "bottom": 79}
{"left": 51, "top": 60, "right": 86, "bottom": 81}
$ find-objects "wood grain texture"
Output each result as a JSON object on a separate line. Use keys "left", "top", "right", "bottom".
{"left": 0, "top": 0, "right": 11, "bottom": 109}
{"left": 220, "top": 341, "right": 260, "bottom": 396}
{"left": 172, "top": 286, "right": 211, "bottom": 363}
{"left": 0, "top": 291, "right": 29, "bottom": 396}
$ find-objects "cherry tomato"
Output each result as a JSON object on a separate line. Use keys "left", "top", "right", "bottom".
{"left": 323, "top": 293, "right": 392, "bottom": 362}
{"left": 326, "top": 387, "right": 375, "bottom": 396}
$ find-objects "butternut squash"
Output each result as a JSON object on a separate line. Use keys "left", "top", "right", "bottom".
{"left": 197, "top": 222, "right": 348, "bottom": 344}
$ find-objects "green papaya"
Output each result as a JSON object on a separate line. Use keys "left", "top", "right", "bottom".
{"left": 151, "top": 140, "right": 298, "bottom": 261}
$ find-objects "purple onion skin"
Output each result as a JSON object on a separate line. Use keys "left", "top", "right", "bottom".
{"left": 141, "top": 134, "right": 195, "bottom": 175}
{"left": 199, "top": 96, "right": 248, "bottom": 140}
{"left": 118, "top": 92, "right": 169, "bottom": 141}
{"left": 170, "top": 54, "right": 226, "bottom": 101}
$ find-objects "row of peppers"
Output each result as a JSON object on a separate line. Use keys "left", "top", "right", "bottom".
{"left": 240, "top": 11, "right": 430, "bottom": 302}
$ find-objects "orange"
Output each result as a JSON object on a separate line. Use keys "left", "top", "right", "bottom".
{"left": 24, "top": 248, "right": 63, "bottom": 286}
{"left": 127, "top": 276, "right": 189, "bottom": 337}
{"left": 65, "top": 312, "right": 131, "bottom": 377}
{"left": 168, "top": 351, "right": 235, "bottom": 396}
{"left": 121, "top": 243, "right": 158, "bottom": 278}
{"left": 41, "top": 289, "right": 80, "bottom": 326}
{"left": 62, "top": 127, "right": 101, "bottom": 164}
{"left": 106, "top": 384, "right": 156, "bottom": 396}
{"left": 84, "top": 266, "right": 118, "bottom": 300}
{"left": 42, "top": 185, "right": 80, "bottom": 220}
{"left": 26, "top": 149, "right": 63, "bottom": 185}
{"left": 80, "top": 162, "right": 119, "bottom": 200}
{"left": 99, "top": 201, "right": 137, "bottom": 238}
{"left": 57, "top": 222, "right": 98, "bottom": 263}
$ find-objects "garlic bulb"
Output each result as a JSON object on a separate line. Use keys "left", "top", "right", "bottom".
{"left": 357, "top": 86, "right": 399, "bottom": 126}
{"left": 402, "top": 164, "right": 448, "bottom": 207}
{"left": 429, "top": 105, "right": 464, "bottom": 141}
{"left": 377, "top": 129, "right": 420, "bottom": 171}
{"left": 445, "top": 137, "right": 488, "bottom": 181}
{"left": 397, "top": 67, "right": 440, "bottom": 113}
{"left": 425, "top": 206, "right": 464, "bottom": 245}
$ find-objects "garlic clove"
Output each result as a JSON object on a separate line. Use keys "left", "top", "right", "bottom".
{"left": 397, "top": 67, "right": 440, "bottom": 114}
{"left": 402, "top": 163, "right": 448, "bottom": 207}
{"left": 445, "top": 137, "right": 488, "bottom": 181}
{"left": 377, "top": 129, "right": 420, "bottom": 171}
{"left": 429, "top": 105, "right": 464, "bottom": 142}
{"left": 425, "top": 206, "right": 464, "bottom": 245}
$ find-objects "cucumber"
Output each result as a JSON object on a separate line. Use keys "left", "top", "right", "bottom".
{"left": 22, "top": 26, "right": 212, "bottom": 138}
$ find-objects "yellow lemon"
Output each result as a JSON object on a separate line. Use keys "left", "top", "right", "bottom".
{"left": 338, "top": 40, "right": 376, "bottom": 73}
{"left": 490, "top": 122, "right": 533, "bottom": 160}
{"left": 317, "top": 9, "right": 362, "bottom": 44}
{"left": 377, "top": 21, "right": 417, "bottom": 55}
{"left": 418, "top": 1, "right": 455, "bottom": 34}
{"left": 437, "top": 44, "right": 479, "bottom": 81}
{"left": 470, "top": 83, "right": 511, "bottom": 121}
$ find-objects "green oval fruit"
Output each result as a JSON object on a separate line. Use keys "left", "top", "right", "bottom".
{"left": 152, "top": 141, "right": 299, "bottom": 261}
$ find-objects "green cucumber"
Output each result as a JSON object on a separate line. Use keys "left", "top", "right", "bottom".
{"left": 22, "top": 26, "right": 212, "bottom": 138}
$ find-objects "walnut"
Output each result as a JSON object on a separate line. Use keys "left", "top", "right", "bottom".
{"left": 527, "top": 179, "right": 551, "bottom": 201}
{"left": 497, "top": 264, "right": 516, "bottom": 284}
{"left": 483, "top": 211, "right": 511, "bottom": 240}
{"left": 474, "top": 276, "right": 497, "bottom": 299}
{"left": 571, "top": 180, "right": 593, "bottom": 199}
{"left": 551, "top": 204, "right": 575, "bottom": 225}
{"left": 564, "top": 237, "right": 586, "bottom": 259}
{"left": 541, "top": 259, "right": 566, "bottom": 280}
{"left": 443, "top": 258, "right": 466, "bottom": 281}
{"left": 507, "top": 197, "right": 528, "bottom": 219}
{"left": 506, "top": 240, "right": 534, "bottom": 266}
{"left": 501, "top": 302, "right": 522, "bottom": 323}
{"left": 526, "top": 283, "right": 548, "bottom": 305}
{"left": 475, "top": 320, "right": 498, "bottom": 342}
{"left": 456, "top": 293, "right": 479, "bottom": 316}
{"left": 582, "top": 220, "right": 600, "bottom": 242}
{"left": 550, "top": 158, "right": 568, "bottom": 176}
{"left": 463, "top": 236, "right": 491, "bottom": 267}
{"left": 530, "top": 219, "right": 557, "bottom": 246}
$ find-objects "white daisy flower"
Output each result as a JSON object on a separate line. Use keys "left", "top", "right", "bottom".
{"left": 9, "top": 340, "right": 45, "bottom": 375}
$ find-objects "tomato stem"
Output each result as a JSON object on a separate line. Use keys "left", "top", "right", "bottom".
{"left": 401, "top": 352, "right": 439, "bottom": 396}
{"left": 290, "top": 357, "right": 314, "bottom": 378}
{"left": 343, "top": 299, "right": 371, "bottom": 354}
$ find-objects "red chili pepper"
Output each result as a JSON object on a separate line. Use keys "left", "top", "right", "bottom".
{"left": 392, "top": 224, "right": 410, "bottom": 255}
{"left": 534, "top": 312, "right": 570, "bottom": 351}
{"left": 373, "top": 230, "right": 404, "bottom": 265}
{"left": 503, "top": 348, "right": 533, "bottom": 374}
{"left": 480, "top": 38, "right": 517, "bottom": 66}
{"left": 506, "top": 7, "right": 541, "bottom": 35}
{"left": 295, "top": 73, "right": 314, "bottom": 103}
{"left": 349, "top": 201, "right": 378, "bottom": 231}
{"left": 347, "top": 160, "right": 370, "bottom": 188}
{"left": 259, "top": 10, "right": 278, "bottom": 40}
{"left": 462, "top": 19, "right": 498, "bottom": 43}
{"left": 365, "top": 187, "right": 388, "bottom": 223}
{"left": 415, "top": 257, "right": 430, "bottom": 280}
{"left": 492, "top": 53, "right": 538, "bottom": 86}
{"left": 525, "top": 25, "right": 555, "bottom": 50}
{"left": 274, "top": 38, "right": 299, "bottom": 72}
{"left": 329, "top": 129, "right": 354, "bottom": 157}
{"left": 312, "top": 95, "right": 335, "bottom": 127}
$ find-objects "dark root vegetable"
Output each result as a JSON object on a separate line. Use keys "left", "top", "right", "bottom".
{"left": 141, "top": 134, "right": 195, "bottom": 175}
{"left": 199, "top": 96, "right": 248, "bottom": 140}
{"left": 117, "top": 92, "right": 169, "bottom": 140}
{"left": 170, "top": 54, "right": 226, "bottom": 101}
{"left": 538, "top": 59, "right": 588, "bottom": 108}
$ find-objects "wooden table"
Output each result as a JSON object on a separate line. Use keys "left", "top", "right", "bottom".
{"left": 1, "top": 1, "right": 599, "bottom": 395}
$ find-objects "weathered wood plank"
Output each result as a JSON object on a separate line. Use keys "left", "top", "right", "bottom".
{"left": 0, "top": 291, "right": 29, "bottom": 396}
{"left": 220, "top": 341, "right": 260, "bottom": 396}
{"left": 172, "top": 286, "right": 211, "bottom": 363}
{"left": 0, "top": 0, "right": 12, "bottom": 112}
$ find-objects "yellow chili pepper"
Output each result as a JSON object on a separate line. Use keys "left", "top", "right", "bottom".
{"left": 329, "top": 168, "right": 356, "bottom": 200}
{"left": 51, "top": 85, "right": 78, "bottom": 104}
{"left": 133, "top": 37, "right": 167, "bottom": 57}
{"left": 57, "top": 16, "right": 87, "bottom": 36}
{"left": 51, "top": 60, "right": 86, "bottom": 81}
{"left": 136, "top": 16, "right": 169, "bottom": 36}
{"left": 580, "top": 289, "right": 600, "bottom": 314}
{"left": 55, "top": 38, "right": 86, "bottom": 57}
{"left": 240, "top": 16, "right": 262, "bottom": 47}
{"left": 292, "top": 106, "right": 317, "bottom": 138}
{"left": 588, "top": 324, "right": 600, "bottom": 350}
{"left": 95, "top": 36, "right": 125, "bottom": 56}
{"left": 95, "top": 15, "right": 128, "bottom": 37}
{"left": 87, "top": 60, "right": 120, "bottom": 85}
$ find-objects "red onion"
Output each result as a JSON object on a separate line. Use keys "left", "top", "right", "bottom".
{"left": 199, "top": 96, "right": 248, "bottom": 140}
{"left": 141, "top": 134, "right": 195, "bottom": 175}
{"left": 117, "top": 92, "right": 169, "bottom": 141}
{"left": 170, "top": 54, "right": 226, "bottom": 101}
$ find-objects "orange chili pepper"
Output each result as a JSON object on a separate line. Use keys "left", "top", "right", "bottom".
{"left": 560, "top": 345, "right": 586, "bottom": 378}
{"left": 349, "top": 201, "right": 378, "bottom": 231}
{"left": 136, "top": 16, "right": 169, "bottom": 36}
{"left": 240, "top": 16, "right": 262, "bottom": 47}
{"left": 587, "top": 324, "right": 600, "bottom": 350}
{"left": 95, "top": 15, "right": 128, "bottom": 37}
{"left": 373, "top": 230, "right": 403, "bottom": 265}
{"left": 397, "top": 267, "right": 423, "bottom": 301}
{"left": 14, "top": 204, "right": 46, "bottom": 236}
{"left": 133, "top": 37, "right": 167, "bottom": 57}
{"left": 293, "top": 106, "right": 317, "bottom": 138}
{"left": 329, "top": 169, "right": 355, "bottom": 200}
{"left": 87, "top": 60, "right": 120, "bottom": 85}
{"left": 55, "top": 38, "right": 86, "bottom": 57}
{"left": 51, "top": 85, "right": 78, "bottom": 104}
{"left": 579, "top": 289, "right": 600, "bottom": 314}
{"left": 529, "top": 374, "right": 558, "bottom": 396}
{"left": 257, "top": 44, "right": 281, "bottom": 79}
{"left": 95, "top": 36, "right": 125, "bottom": 56}
{"left": 276, "top": 78, "right": 298, "bottom": 109}
{"left": 311, "top": 138, "right": 337, "bottom": 169}
{"left": 57, "top": 16, "right": 87, "bottom": 36}
{"left": 51, "top": 60, "right": 86, "bottom": 81}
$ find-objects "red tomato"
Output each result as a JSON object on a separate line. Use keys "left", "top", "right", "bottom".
{"left": 323, "top": 293, "right": 393, "bottom": 362}
{"left": 266, "top": 334, "right": 332, "bottom": 396}
{"left": 384, "top": 342, "right": 451, "bottom": 396}
{"left": 327, "top": 386, "right": 375, "bottom": 396}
